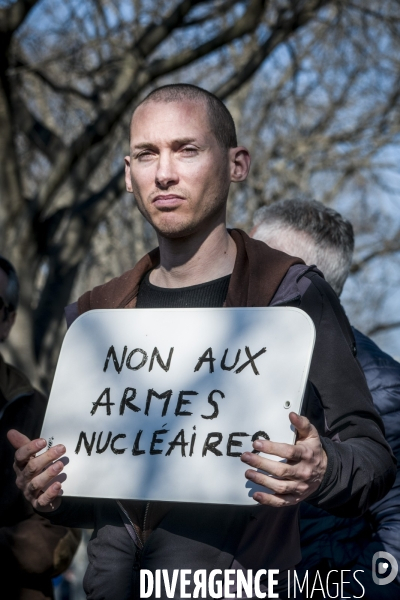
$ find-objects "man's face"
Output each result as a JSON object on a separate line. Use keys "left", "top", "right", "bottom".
{"left": 125, "top": 99, "right": 234, "bottom": 238}
{"left": 0, "top": 269, "right": 15, "bottom": 343}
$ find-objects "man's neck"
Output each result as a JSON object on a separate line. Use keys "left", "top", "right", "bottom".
{"left": 149, "top": 223, "right": 236, "bottom": 289}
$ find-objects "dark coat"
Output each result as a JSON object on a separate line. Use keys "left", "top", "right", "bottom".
{"left": 0, "top": 353, "right": 81, "bottom": 600}
{"left": 298, "top": 328, "right": 400, "bottom": 598}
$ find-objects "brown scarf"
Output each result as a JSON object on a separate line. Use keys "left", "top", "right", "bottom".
{"left": 77, "top": 229, "right": 304, "bottom": 314}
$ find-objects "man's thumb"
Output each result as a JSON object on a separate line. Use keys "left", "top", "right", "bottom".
{"left": 7, "top": 429, "right": 31, "bottom": 449}
{"left": 289, "top": 412, "right": 314, "bottom": 439}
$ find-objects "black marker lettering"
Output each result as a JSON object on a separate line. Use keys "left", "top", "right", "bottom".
{"left": 220, "top": 348, "right": 241, "bottom": 371}
{"left": 175, "top": 391, "right": 197, "bottom": 416}
{"left": 103, "top": 345, "right": 127, "bottom": 374}
{"left": 227, "top": 432, "right": 250, "bottom": 457}
{"left": 194, "top": 347, "right": 216, "bottom": 373}
{"left": 111, "top": 434, "right": 127, "bottom": 454}
{"left": 96, "top": 431, "right": 112, "bottom": 454}
{"left": 202, "top": 432, "right": 223, "bottom": 457}
{"left": 189, "top": 427, "right": 196, "bottom": 457}
{"left": 235, "top": 346, "right": 266, "bottom": 375}
{"left": 91, "top": 388, "right": 115, "bottom": 416}
{"left": 165, "top": 429, "right": 188, "bottom": 456}
{"left": 132, "top": 430, "right": 145, "bottom": 456}
{"left": 75, "top": 431, "right": 96, "bottom": 455}
{"left": 119, "top": 387, "right": 140, "bottom": 415}
{"left": 126, "top": 348, "right": 148, "bottom": 371}
{"left": 201, "top": 389, "right": 224, "bottom": 420}
{"left": 251, "top": 431, "right": 270, "bottom": 454}
{"left": 145, "top": 389, "right": 173, "bottom": 417}
{"left": 149, "top": 347, "right": 174, "bottom": 372}
{"left": 150, "top": 429, "right": 168, "bottom": 455}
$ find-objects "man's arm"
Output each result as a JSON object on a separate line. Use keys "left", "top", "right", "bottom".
{"left": 301, "top": 274, "right": 396, "bottom": 515}
{"left": 242, "top": 274, "right": 396, "bottom": 514}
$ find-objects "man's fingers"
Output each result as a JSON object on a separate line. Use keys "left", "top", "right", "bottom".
{"left": 252, "top": 491, "right": 300, "bottom": 507}
{"left": 35, "top": 482, "right": 63, "bottom": 513}
{"left": 289, "top": 412, "right": 315, "bottom": 440}
{"left": 241, "top": 452, "right": 297, "bottom": 478}
{"left": 8, "top": 429, "right": 66, "bottom": 514}
{"left": 7, "top": 429, "right": 34, "bottom": 450}
{"left": 245, "top": 468, "right": 308, "bottom": 496}
{"left": 13, "top": 437, "right": 47, "bottom": 469}
{"left": 16, "top": 444, "right": 65, "bottom": 478}
{"left": 26, "top": 460, "right": 65, "bottom": 497}
{"left": 246, "top": 439, "right": 304, "bottom": 462}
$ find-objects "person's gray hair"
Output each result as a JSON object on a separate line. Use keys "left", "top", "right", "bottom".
{"left": 252, "top": 199, "right": 354, "bottom": 296}
{"left": 0, "top": 256, "right": 19, "bottom": 312}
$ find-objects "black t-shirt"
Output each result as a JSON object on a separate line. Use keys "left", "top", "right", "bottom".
{"left": 136, "top": 271, "right": 231, "bottom": 309}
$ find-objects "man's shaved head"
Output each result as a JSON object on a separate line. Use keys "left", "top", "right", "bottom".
{"left": 131, "top": 84, "right": 237, "bottom": 149}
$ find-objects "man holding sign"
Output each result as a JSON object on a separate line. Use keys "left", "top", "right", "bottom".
{"left": 8, "top": 84, "right": 395, "bottom": 599}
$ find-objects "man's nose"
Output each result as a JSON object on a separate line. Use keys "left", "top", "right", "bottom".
{"left": 155, "top": 152, "right": 179, "bottom": 189}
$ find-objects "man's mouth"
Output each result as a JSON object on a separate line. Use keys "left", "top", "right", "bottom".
{"left": 152, "top": 194, "right": 186, "bottom": 208}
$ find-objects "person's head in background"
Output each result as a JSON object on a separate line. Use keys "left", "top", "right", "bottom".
{"left": 0, "top": 256, "right": 19, "bottom": 343}
{"left": 250, "top": 198, "right": 354, "bottom": 297}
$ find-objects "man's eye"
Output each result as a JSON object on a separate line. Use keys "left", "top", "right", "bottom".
{"left": 137, "top": 151, "right": 154, "bottom": 160}
{"left": 181, "top": 147, "right": 197, "bottom": 155}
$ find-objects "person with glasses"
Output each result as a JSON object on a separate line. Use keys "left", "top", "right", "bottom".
{"left": 0, "top": 256, "right": 81, "bottom": 600}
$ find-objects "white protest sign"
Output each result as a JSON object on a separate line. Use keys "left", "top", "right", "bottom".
{"left": 40, "top": 307, "right": 315, "bottom": 505}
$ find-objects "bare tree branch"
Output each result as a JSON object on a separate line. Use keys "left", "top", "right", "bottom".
{"left": 33, "top": 166, "right": 126, "bottom": 358}
{"left": 0, "top": 0, "right": 40, "bottom": 34}
{"left": 214, "top": 0, "right": 329, "bottom": 99}
{"left": 76, "top": 170, "right": 126, "bottom": 219}
{"left": 22, "top": 63, "right": 99, "bottom": 103}
{"left": 147, "top": 0, "right": 267, "bottom": 80}
{"left": 347, "top": 2, "right": 400, "bottom": 24}
{"left": 366, "top": 321, "right": 400, "bottom": 336}
{"left": 351, "top": 237, "right": 400, "bottom": 273}
{"left": 18, "top": 98, "right": 64, "bottom": 159}
{"left": 179, "top": 0, "right": 243, "bottom": 28}
{"left": 133, "top": 0, "right": 204, "bottom": 58}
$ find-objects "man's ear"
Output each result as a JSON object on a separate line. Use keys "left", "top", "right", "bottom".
{"left": 229, "top": 146, "right": 251, "bottom": 183}
{"left": 125, "top": 156, "right": 133, "bottom": 192}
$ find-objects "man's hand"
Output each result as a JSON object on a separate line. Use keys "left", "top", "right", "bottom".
{"left": 7, "top": 429, "right": 66, "bottom": 512}
{"left": 240, "top": 412, "right": 327, "bottom": 506}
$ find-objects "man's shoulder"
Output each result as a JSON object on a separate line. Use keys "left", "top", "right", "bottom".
{"left": 353, "top": 328, "right": 400, "bottom": 371}
{"left": 270, "top": 262, "right": 326, "bottom": 307}
{"left": 0, "top": 353, "right": 37, "bottom": 405}
{"left": 77, "top": 247, "right": 160, "bottom": 315}
{"left": 227, "top": 229, "right": 305, "bottom": 307}
{"left": 353, "top": 328, "right": 400, "bottom": 418}
{"left": 0, "top": 354, "right": 46, "bottom": 437}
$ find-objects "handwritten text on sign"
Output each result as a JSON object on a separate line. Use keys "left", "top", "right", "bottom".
{"left": 40, "top": 307, "right": 315, "bottom": 504}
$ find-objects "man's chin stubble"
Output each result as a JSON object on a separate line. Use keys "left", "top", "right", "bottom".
{"left": 153, "top": 219, "right": 200, "bottom": 240}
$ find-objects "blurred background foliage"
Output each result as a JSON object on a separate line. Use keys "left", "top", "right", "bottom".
{"left": 1, "top": 0, "right": 400, "bottom": 391}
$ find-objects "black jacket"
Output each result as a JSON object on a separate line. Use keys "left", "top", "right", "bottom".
{"left": 298, "top": 328, "right": 400, "bottom": 598}
{"left": 0, "top": 353, "right": 81, "bottom": 600}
